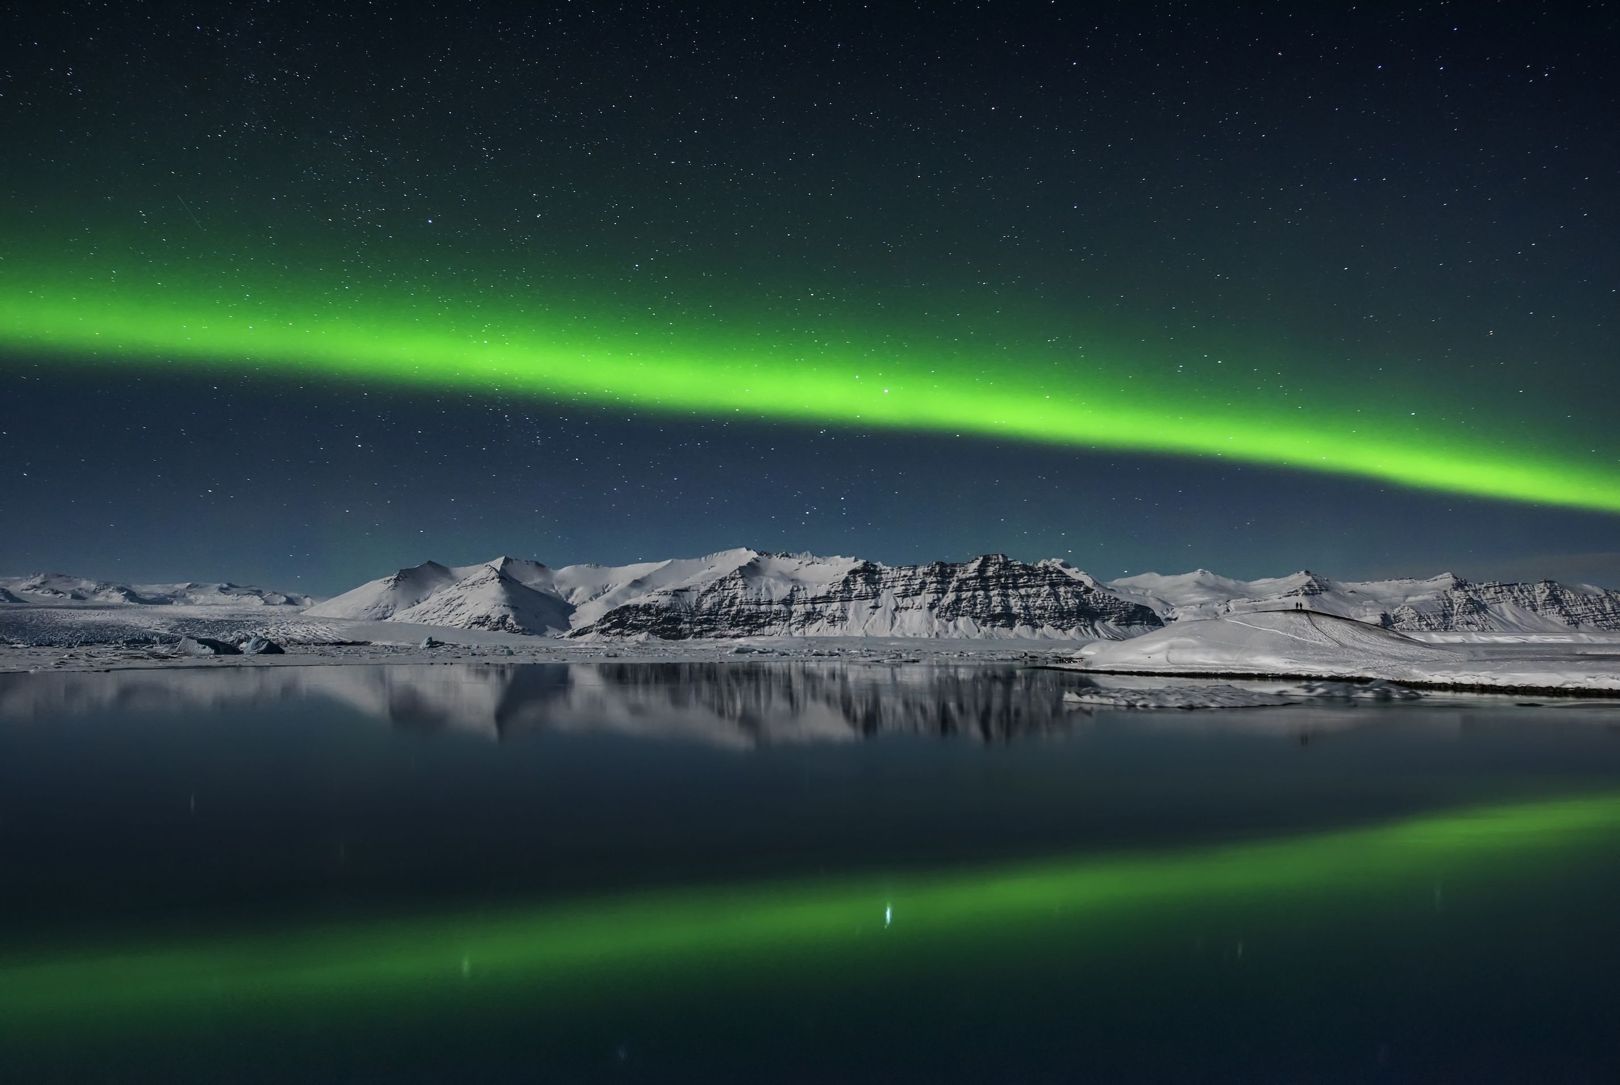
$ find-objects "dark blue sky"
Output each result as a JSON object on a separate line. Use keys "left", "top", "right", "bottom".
{"left": 2, "top": 1, "right": 1617, "bottom": 594}
{"left": 5, "top": 364, "right": 1618, "bottom": 594}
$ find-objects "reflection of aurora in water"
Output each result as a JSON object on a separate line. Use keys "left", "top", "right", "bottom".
{"left": 3, "top": 273, "right": 1619, "bottom": 514}
{"left": 4, "top": 791, "right": 1617, "bottom": 1035}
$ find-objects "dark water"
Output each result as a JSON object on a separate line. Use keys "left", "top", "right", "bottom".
{"left": 3, "top": 662, "right": 1620, "bottom": 1082}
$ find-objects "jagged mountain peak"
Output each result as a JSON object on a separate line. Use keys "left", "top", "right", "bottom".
{"left": 485, "top": 555, "right": 542, "bottom": 570}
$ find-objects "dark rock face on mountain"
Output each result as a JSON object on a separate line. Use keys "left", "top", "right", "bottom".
{"left": 1382, "top": 578, "right": 1620, "bottom": 632}
{"left": 571, "top": 553, "right": 1164, "bottom": 640}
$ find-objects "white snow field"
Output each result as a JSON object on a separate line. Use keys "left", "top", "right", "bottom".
{"left": 1075, "top": 611, "right": 1620, "bottom": 694}
{"left": 1107, "top": 568, "right": 1620, "bottom": 633}
{"left": 3, "top": 555, "right": 1619, "bottom": 695}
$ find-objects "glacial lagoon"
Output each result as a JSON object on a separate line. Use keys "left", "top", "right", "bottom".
{"left": 4, "top": 662, "right": 1620, "bottom": 1081}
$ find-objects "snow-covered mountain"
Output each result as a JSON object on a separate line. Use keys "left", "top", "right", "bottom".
{"left": 1108, "top": 569, "right": 1620, "bottom": 633}
{"left": 306, "top": 557, "right": 568, "bottom": 633}
{"left": 387, "top": 559, "right": 572, "bottom": 634}
{"left": 0, "top": 572, "right": 312, "bottom": 607}
{"left": 12, "top": 555, "right": 1616, "bottom": 643}
{"left": 309, "top": 552, "right": 1620, "bottom": 640}
{"left": 572, "top": 552, "right": 1162, "bottom": 639}
{"left": 308, "top": 550, "right": 1166, "bottom": 640}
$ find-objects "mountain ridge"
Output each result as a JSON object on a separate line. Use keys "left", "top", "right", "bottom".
{"left": 305, "top": 552, "right": 1620, "bottom": 639}
{"left": 11, "top": 555, "right": 1617, "bottom": 638}
{"left": 0, "top": 572, "right": 312, "bottom": 608}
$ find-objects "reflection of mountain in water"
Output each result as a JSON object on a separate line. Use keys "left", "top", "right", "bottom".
{"left": 0, "top": 663, "right": 1085, "bottom": 746}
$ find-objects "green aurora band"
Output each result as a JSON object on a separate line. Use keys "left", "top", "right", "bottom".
{"left": 2, "top": 791, "right": 1617, "bottom": 1035}
{"left": 1, "top": 273, "right": 1617, "bottom": 513}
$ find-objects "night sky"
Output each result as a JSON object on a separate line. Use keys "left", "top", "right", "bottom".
{"left": 3, "top": 1, "right": 1617, "bottom": 595}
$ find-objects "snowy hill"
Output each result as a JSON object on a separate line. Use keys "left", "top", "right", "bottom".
{"left": 309, "top": 550, "right": 1164, "bottom": 640}
{"left": 1077, "top": 611, "right": 1456, "bottom": 679}
{"left": 0, "top": 572, "right": 311, "bottom": 607}
{"left": 308, "top": 558, "right": 571, "bottom": 633}
{"left": 1109, "top": 569, "right": 1330, "bottom": 616}
{"left": 392, "top": 561, "right": 573, "bottom": 635}
{"left": 1109, "top": 569, "right": 1620, "bottom": 633}
{"left": 1070, "top": 609, "right": 1620, "bottom": 693}
{"left": 302, "top": 560, "right": 461, "bottom": 620}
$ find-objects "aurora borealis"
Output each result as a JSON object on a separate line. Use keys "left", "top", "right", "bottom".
{"left": 5, "top": 270, "right": 1620, "bottom": 517}
{"left": 9, "top": 8, "right": 1620, "bottom": 1077}
{"left": 3, "top": 2, "right": 1617, "bottom": 586}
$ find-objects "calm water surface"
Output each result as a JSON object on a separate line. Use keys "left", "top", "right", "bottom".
{"left": 3, "top": 662, "right": 1620, "bottom": 1082}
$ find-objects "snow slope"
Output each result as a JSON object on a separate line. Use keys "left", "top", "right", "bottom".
{"left": 0, "top": 572, "right": 311, "bottom": 607}
{"left": 1067, "top": 610, "right": 1620, "bottom": 691}
{"left": 1078, "top": 611, "right": 1454, "bottom": 679}
{"left": 308, "top": 558, "right": 572, "bottom": 634}
{"left": 1108, "top": 570, "right": 1327, "bottom": 615}
{"left": 393, "top": 562, "right": 573, "bottom": 634}
{"left": 303, "top": 561, "right": 463, "bottom": 621}
{"left": 1109, "top": 569, "right": 1620, "bottom": 633}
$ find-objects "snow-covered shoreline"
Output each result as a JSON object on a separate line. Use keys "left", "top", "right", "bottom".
{"left": 2, "top": 611, "right": 1618, "bottom": 698}
{"left": 12, "top": 550, "right": 1620, "bottom": 645}
{"left": 1074, "top": 611, "right": 1620, "bottom": 695}
{"left": 4, "top": 579, "right": 1620, "bottom": 696}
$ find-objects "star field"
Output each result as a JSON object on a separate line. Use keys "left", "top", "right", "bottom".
{"left": 2, "top": 1, "right": 1616, "bottom": 591}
